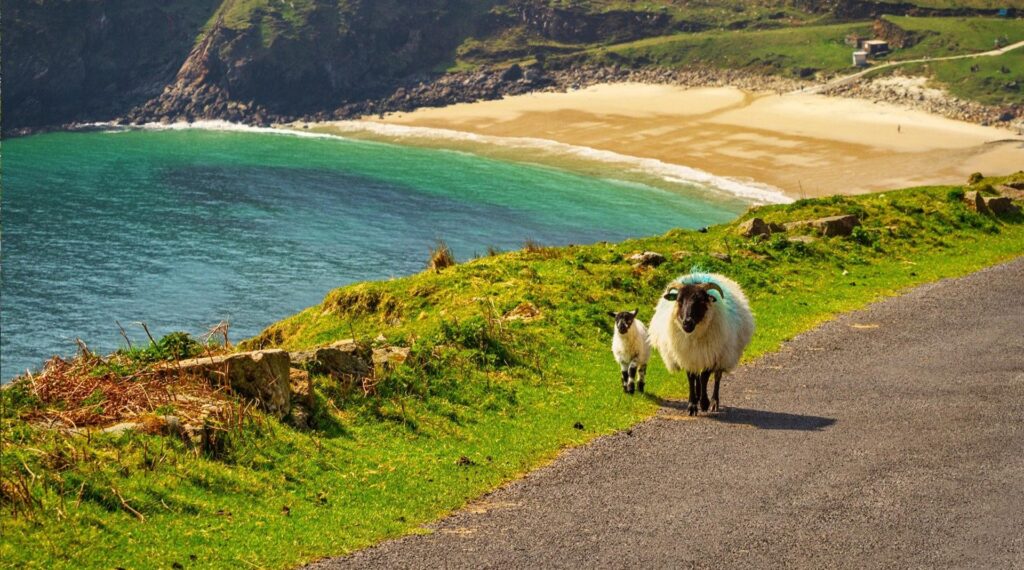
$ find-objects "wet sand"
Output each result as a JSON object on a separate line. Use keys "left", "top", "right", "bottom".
{"left": 303, "top": 83, "right": 1024, "bottom": 200}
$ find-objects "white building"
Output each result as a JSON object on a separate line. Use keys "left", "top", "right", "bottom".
{"left": 852, "top": 50, "right": 868, "bottom": 67}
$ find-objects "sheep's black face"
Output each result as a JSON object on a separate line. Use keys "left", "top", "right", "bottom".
{"left": 664, "top": 285, "right": 714, "bottom": 334}
{"left": 608, "top": 309, "right": 638, "bottom": 334}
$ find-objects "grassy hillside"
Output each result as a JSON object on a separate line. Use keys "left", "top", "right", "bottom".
{"left": 3, "top": 175, "right": 1023, "bottom": 568}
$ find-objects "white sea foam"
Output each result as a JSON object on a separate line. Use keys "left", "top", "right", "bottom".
{"left": 105, "top": 119, "right": 792, "bottom": 204}
{"left": 316, "top": 121, "right": 793, "bottom": 204}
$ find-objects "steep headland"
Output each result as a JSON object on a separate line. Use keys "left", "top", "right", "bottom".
{"left": 5, "top": 1, "right": 1022, "bottom": 135}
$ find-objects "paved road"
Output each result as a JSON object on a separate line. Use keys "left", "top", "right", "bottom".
{"left": 311, "top": 259, "right": 1024, "bottom": 569}
{"left": 801, "top": 39, "right": 1024, "bottom": 94}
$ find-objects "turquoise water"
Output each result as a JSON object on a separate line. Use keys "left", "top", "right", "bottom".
{"left": 1, "top": 128, "right": 746, "bottom": 379}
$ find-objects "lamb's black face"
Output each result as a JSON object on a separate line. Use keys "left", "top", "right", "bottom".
{"left": 608, "top": 309, "right": 638, "bottom": 334}
{"left": 663, "top": 284, "right": 715, "bottom": 334}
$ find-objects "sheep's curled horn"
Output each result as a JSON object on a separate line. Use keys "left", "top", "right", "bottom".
{"left": 663, "top": 282, "right": 724, "bottom": 302}
{"left": 701, "top": 282, "right": 724, "bottom": 301}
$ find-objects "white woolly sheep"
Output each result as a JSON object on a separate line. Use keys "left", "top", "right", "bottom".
{"left": 648, "top": 272, "right": 754, "bottom": 415}
{"left": 608, "top": 309, "right": 651, "bottom": 395}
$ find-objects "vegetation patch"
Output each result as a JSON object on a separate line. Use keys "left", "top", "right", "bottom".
{"left": 2, "top": 175, "right": 1023, "bottom": 569}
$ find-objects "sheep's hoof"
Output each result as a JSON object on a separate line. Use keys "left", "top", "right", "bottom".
{"left": 699, "top": 398, "right": 710, "bottom": 412}
{"left": 637, "top": 381, "right": 645, "bottom": 394}
{"left": 709, "top": 398, "right": 719, "bottom": 413}
{"left": 627, "top": 382, "right": 636, "bottom": 395}
{"left": 687, "top": 403, "right": 698, "bottom": 416}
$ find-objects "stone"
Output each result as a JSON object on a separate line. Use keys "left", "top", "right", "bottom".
{"left": 982, "top": 196, "right": 1020, "bottom": 215}
{"left": 787, "top": 236, "right": 818, "bottom": 244}
{"left": 627, "top": 251, "right": 666, "bottom": 267}
{"left": 963, "top": 191, "right": 990, "bottom": 213}
{"left": 373, "top": 346, "right": 411, "bottom": 369}
{"left": 290, "top": 339, "right": 372, "bottom": 380}
{"left": 712, "top": 252, "right": 731, "bottom": 262}
{"left": 737, "top": 218, "right": 771, "bottom": 238}
{"left": 785, "top": 214, "right": 861, "bottom": 237}
{"left": 170, "top": 350, "right": 291, "bottom": 419}
{"left": 289, "top": 368, "right": 314, "bottom": 410}
{"left": 504, "top": 302, "right": 542, "bottom": 321}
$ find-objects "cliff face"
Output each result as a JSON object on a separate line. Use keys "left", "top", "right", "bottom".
{"left": 125, "top": 0, "right": 488, "bottom": 124}
{"left": 2, "top": 0, "right": 222, "bottom": 133}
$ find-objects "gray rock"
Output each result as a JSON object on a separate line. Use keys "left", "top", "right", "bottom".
{"left": 737, "top": 218, "right": 771, "bottom": 238}
{"left": 627, "top": 251, "right": 666, "bottom": 268}
{"left": 964, "top": 191, "right": 989, "bottom": 213}
{"left": 290, "top": 339, "right": 372, "bottom": 380}
{"left": 373, "top": 346, "right": 411, "bottom": 369}
{"left": 983, "top": 196, "right": 1020, "bottom": 215}
{"left": 171, "top": 350, "right": 291, "bottom": 419}
{"left": 785, "top": 214, "right": 861, "bottom": 237}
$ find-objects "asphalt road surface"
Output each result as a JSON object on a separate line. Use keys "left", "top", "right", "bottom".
{"left": 310, "top": 259, "right": 1024, "bottom": 569}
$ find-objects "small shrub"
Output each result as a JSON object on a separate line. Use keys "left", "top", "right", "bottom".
{"left": 851, "top": 226, "right": 876, "bottom": 246}
{"left": 947, "top": 187, "right": 965, "bottom": 202}
{"left": 427, "top": 240, "right": 456, "bottom": 272}
{"left": 967, "top": 172, "right": 984, "bottom": 184}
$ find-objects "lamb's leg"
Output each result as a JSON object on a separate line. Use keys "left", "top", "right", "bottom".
{"left": 687, "top": 372, "right": 699, "bottom": 416}
{"left": 710, "top": 371, "right": 722, "bottom": 412}
{"left": 699, "top": 370, "right": 712, "bottom": 412}
{"left": 637, "top": 364, "right": 647, "bottom": 393}
{"left": 627, "top": 363, "right": 637, "bottom": 395}
{"left": 621, "top": 365, "right": 630, "bottom": 393}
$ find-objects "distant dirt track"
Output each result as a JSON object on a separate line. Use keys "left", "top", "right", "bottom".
{"left": 310, "top": 258, "right": 1024, "bottom": 569}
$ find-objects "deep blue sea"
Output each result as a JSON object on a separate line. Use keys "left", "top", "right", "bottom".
{"left": 1, "top": 127, "right": 753, "bottom": 379}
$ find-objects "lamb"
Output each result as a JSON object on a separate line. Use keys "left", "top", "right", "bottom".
{"left": 648, "top": 272, "right": 754, "bottom": 416}
{"left": 608, "top": 309, "right": 650, "bottom": 395}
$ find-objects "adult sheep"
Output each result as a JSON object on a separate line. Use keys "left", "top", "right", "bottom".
{"left": 648, "top": 272, "right": 754, "bottom": 416}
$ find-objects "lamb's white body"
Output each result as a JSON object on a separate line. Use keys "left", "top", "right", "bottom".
{"left": 648, "top": 273, "right": 754, "bottom": 374}
{"left": 612, "top": 319, "right": 650, "bottom": 371}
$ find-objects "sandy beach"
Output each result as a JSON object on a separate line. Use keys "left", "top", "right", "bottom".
{"left": 303, "top": 83, "right": 1024, "bottom": 201}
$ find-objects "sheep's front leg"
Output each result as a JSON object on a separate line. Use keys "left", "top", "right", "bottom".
{"left": 626, "top": 363, "right": 638, "bottom": 395}
{"left": 637, "top": 364, "right": 647, "bottom": 394}
{"left": 699, "top": 370, "right": 712, "bottom": 412}
{"left": 620, "top": 364, "right": 630, "bottom": 393}
{"left": 710, "top": 370, "right": 722, "bottom": 412}
{"left": 686, "top": 372, "right": 699, "bottom": 416}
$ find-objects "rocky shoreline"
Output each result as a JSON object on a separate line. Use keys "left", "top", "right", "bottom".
{"left": 10, "top": 64, "right": 1021, "bottom": 138}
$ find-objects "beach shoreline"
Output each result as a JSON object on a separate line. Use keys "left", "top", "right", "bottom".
{"left": 292, "top": 83, "right": 1024, "bottom": 200}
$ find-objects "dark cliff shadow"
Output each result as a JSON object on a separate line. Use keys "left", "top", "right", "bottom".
{"left": 645, "top": 395, "right": 836, "bottom": 431}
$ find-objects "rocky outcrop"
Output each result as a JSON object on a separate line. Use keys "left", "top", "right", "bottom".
{"left": 786, "top": 214, "right": 861, "bottom": 237}
{"left": 169, "top": 350, "right": 292, "bottom": 419}
{"left": 290, "top": 340, "right": 373, "bottom": 381}
{"left": 508, "top": 0, "right": 700, "bottom": 44}
{"left": 627, "top": 251, "right": 667, "bottom": 268}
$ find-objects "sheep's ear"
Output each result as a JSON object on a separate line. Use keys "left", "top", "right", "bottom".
{"left": 607, "top": 311, "right": 617, "bottom": 318}
{"left": 663, "top": 288, "right": 679, "bottom": 301}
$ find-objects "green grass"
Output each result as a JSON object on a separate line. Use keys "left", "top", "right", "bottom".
{"left": 883, "top": 15, "right": 1024, "bottom": 57}
{"left": 900, "top": 51, "right": 1024, "bottom": 105}
{"left": 554, "top": 22, "right": 874, "bottom": 77}
{"left": 3, "top": 175, "right": 1023, "bottom": 568}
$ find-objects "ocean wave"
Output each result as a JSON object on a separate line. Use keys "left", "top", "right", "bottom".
{"left": 317, "top": 121, "right": 794, "bottom": 205}
{"left": 106, "top": 119, "right": 791, "bottom": 204}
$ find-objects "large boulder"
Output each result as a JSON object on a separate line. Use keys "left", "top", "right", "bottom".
{"left": 171, "top": 350, "right": 291, "bottom": 419}
{"left": 290, "top": 339, "right": 372, "bottom": 380}
{"left": 627, "top": 251, "right": 666, "bottom": 267}
{"left": 785, "top": 214, "right": 861, "bottom": 237}
{"left": 737, "top": 217, "right": 771, "bottom": 238}
{"left": 963, "top": 191, "right": 989, "bottom": 213}
{"left": 983, "top": 195, "right": 1020, "bottom": 215}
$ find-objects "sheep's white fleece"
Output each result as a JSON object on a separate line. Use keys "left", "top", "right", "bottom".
{"left": 648, "top": 272, "right": 754, "bottom": 374}
{"left": 612, "top": 319, "right": 650, "bottom": 369}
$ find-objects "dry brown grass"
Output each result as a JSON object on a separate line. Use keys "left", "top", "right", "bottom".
{"left": 427, "top": 239, "right": 457, "bottom": 272}
{"left": 16, "top": 353, "right": 227, "bottom": 429}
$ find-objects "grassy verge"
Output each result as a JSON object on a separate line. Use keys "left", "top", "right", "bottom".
{"left": 2, "top": 175, "right": 1023, "bottom": 569}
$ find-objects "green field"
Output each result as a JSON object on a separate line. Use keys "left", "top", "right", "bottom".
{"left": 3, "top": 174, "right": 1023, "bottom": 569}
